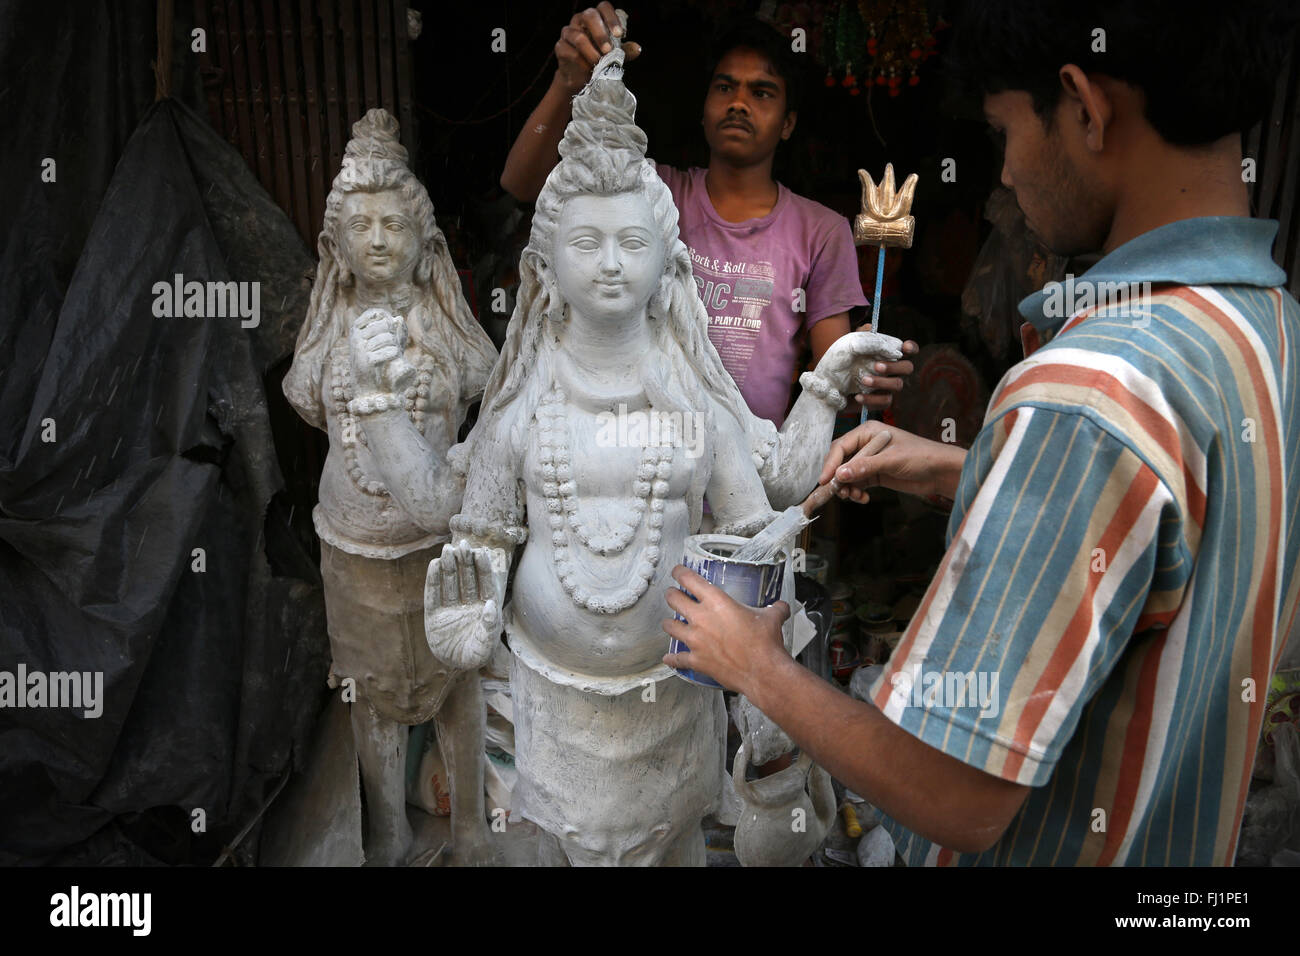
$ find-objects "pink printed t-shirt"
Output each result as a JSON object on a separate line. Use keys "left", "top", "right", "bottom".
{"left": 656, "top": 164, "right": 868, "bottom": 427}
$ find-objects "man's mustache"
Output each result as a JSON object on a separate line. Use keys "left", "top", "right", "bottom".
{"left": 719, "top": 115, "right": 753, "bottom": 132}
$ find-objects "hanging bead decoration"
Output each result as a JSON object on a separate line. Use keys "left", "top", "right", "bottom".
{"left": 816, "top": 0, "right": 938, "bottom": 97}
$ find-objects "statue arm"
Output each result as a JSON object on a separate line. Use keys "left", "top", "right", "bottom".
{"left": 707, "top": 398, "right": 780, "bottom": 537}
{"left": 423, "top": 415, "right": 527, "bottom": 672}
{"left": 352, "top": 408, "right": 462, "bottom": 535}
{"left": 760, "top": 392, "right": 840, "bottom": 510}
{"left": 759, "top": 329, "right": 905, "bottom": 509}
{"left": 447, "top": 403, "right": 528, "bottom": 553}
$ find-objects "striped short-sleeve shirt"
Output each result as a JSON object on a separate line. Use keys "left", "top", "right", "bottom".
{"left": 872, "top": 217, "right": 1300, "bottom": 865}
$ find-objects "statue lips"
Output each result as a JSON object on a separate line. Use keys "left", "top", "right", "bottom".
{"left": 595, "top": 279, "right": 628, "bottom": 299}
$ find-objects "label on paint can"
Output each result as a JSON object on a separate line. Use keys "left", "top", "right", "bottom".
{"left": 669, "top": 533, "right": 786, "bottom": 689}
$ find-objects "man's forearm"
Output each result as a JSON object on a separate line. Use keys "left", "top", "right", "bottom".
{"left": 746, "top": 649, "right": 1028, "bottom": 854}
{"left": 500, "top": 77, "right": 575, "bottom": 201}
{"left": 933, "top": 443, "right": 967, "bottom": 500}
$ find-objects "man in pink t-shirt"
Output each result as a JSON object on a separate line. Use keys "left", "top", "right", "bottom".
{"left": 655, "top": 164, "right": 869, "bottom": 426}
{"left": 501, "top": 7, "right": 918, "bottom": 426}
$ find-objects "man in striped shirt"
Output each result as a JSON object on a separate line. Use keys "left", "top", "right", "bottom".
{"left": 662, "top": 0, "right": 1300, "bottom": 864}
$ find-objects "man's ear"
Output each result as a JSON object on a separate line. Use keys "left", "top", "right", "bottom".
{"left": 1058, "top": 64, "right": 1111, "bottom": 152}
{"left": 782, "top": 109, "right": 798, "bottom": 141}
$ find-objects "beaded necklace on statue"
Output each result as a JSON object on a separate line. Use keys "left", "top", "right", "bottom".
{"left": 330, "top": 335, "right": 436, "bottom": 497}
{"left": 534, "top": 384, "right": 676, "bottom": 615}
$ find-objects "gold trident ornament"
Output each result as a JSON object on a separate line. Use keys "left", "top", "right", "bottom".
{"left": 853, "top": 163, "right": 918, "bottom": 422}
{"left": 853, "top": 163, "right": 918, "bottom": 249}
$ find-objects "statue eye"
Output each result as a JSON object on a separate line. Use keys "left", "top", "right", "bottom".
{"left": 386, "top": 222, "right": 405, "bottom": 232}
{"left": 621, "top": 237, "right": 647, "bottom": 250}
{"left": 350, "top": 222, "right": 369, "bottom": 232}
{"left": 572, "top": 238, "right": 600, "bottom": 252}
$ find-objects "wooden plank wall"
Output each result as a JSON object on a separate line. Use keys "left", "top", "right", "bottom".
{"left": 1248, "top": 30, "right": 1300, "bottom": 298}
{"left": 192, "top": 0, "right": 415, "bottom": 248}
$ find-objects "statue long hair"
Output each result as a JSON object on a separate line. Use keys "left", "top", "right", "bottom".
{"left": 283, "top": 109, "right": 498, "bottom": 429}
{"left": 456, "top": 49, "right": 779, "bottom": 483}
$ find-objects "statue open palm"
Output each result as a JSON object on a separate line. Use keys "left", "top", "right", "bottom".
{"left": 424, "top": 540, "right": 508, "bottom": 670}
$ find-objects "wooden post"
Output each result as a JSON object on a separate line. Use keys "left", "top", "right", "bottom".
{"left": 239, "top": 0, "right": 276, "bottom": 192}
{"left": 275, "top": 0, "right": 312, "bottom": 243}
{"left": 393, "top": 0, "right": 414, "bottom": 156}
{"left": 339, "top": 0, "right": 361, "bottom": 129}
{"left": 155, "top": 0, "right": 175, "bottom": 101}
{"left": 226, "top": 0, "right": 258, "bottom": 173}
{"left": 299, "top": 0, "right": 326, "bottom": 239}
{"left": 261, "top": 0, "right": 294, "bottom": 218}
{"left": 320, "top": 0, "right": 344, "bottom": 176}
{"left": 360, "top": 0, "right": 379, "bottom": 115}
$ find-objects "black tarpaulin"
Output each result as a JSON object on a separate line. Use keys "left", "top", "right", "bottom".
{"left": 0, "top": 28, "right": 330, "bottom": 859}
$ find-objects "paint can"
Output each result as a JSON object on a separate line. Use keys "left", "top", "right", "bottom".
{"left": 669, "top": 533, "right": 786, "bottom": 688}
{"left": 829, "top": 636, "right": 861, "bottom": 682}
{"left": 828, "top": 583, "right": 857, "bottom": 674}
{"left": 858, "top": 628, "right": 892, "bottom": 667}
{"left": 829, "top": 583, "right": 853, "bottom": 619}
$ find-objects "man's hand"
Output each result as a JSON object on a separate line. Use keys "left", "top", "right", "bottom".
{"left": 662, "top": 557, "right": 1032, "bottom": 856}
{"left": 817, "top": 420, "right": 966, "bottom": 504}
{"left": 555, "top": 4, "right": 642, "bottom": 94}
{"left": 854, "top": 338, "right": 918, "bottom": 411}
{"left": 661, "top": 565, "right": 793, "bottom": 697}
{"left": 800, "top": 426, "right": 891, "bottom": 514}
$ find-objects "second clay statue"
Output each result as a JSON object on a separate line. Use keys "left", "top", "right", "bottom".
{"left": 283, "top": 109, "right": 499, "bottom": 865}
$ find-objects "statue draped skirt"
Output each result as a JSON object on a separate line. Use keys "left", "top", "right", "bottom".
{"left": 508, "top": 621, "right": 726, "bottom": 865}
{"left": 320, "top": 541, "right": 456, "bottom": 725}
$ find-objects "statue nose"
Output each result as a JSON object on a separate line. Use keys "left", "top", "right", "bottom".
{"left": 600, "top": 240, "right": 622, "bottom": 273}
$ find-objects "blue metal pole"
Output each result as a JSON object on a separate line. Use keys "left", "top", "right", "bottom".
{"left": 861, "top": 242, "right": 886, "bottom": 423}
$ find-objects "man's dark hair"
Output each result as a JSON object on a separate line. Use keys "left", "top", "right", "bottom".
{"left": 947, "top": 0, "right": 1299, "bottom": 146}
{"left": 705, "top": 17, "right": 807, "bottom": 114}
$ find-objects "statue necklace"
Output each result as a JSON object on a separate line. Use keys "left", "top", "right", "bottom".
{"left": 330, "top": 303, "right": 436, "bottom": 498}
{"left": 537, "top": 351, "right": 676, "bottom": 614}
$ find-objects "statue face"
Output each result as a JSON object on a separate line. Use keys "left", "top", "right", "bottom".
{"left": 337, "top": 189, "right": 420, "bottom": 287}
{"left": 553, "top": 192, "right": 665, "bottom": 325}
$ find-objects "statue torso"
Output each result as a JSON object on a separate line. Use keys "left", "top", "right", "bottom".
{"left": 509, "top": 364, "right": 712, "bottom": 677}
{"left": 316, "top": 307, "right": 460, "bottom": 556}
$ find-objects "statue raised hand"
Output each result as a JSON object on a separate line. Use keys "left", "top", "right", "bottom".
{"left": 801, "top": 329, "right": 905, "bottom": 409}
{"left": 424, "top": 539, "right": 509, "bottom": 671}
{"left": 348, "top": 306, "right": 417, "bottom": 397}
